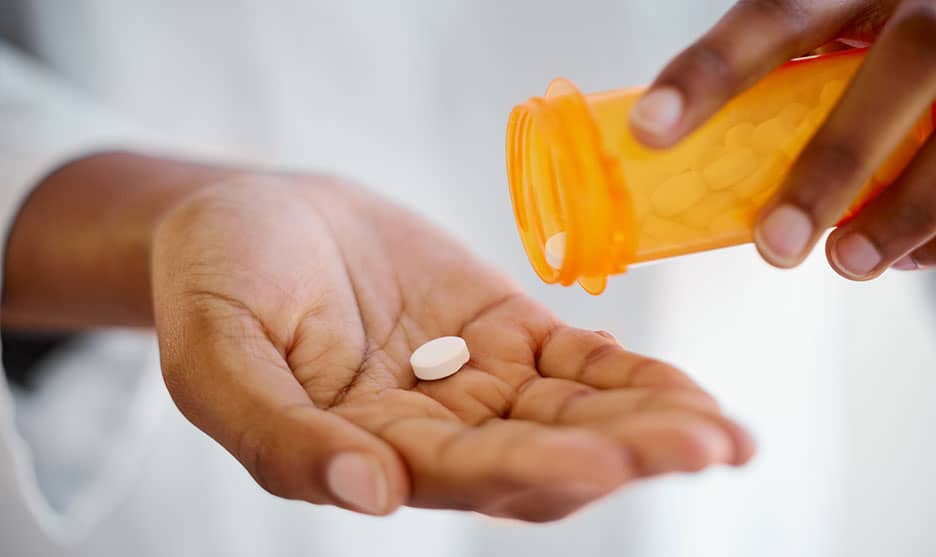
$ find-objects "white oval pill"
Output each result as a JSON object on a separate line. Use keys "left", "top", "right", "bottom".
{"left": 545, "top": 232, "right": 567, "bottom": 269}
{"left": 410, "top": 336, "right": 470, "bottom": 381}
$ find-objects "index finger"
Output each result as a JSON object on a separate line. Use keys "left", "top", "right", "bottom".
{"left": 630, "top": 0, "right": 870, "bottom": 148}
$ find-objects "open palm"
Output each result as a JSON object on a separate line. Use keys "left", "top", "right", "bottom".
{"left": 151, "top": 174, "right": 754, "bottom": 522}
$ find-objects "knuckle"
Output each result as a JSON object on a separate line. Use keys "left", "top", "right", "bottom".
{"left": 581, "top": 341, "right": 619, "bottom": 371}
{"left": 892, "top": 198, "right": 936, "bottom": 237}
{"left": 237, "top": 424, "right": 291, "bottom": 499}
{"left": 792, "top": 141, "right": 870, "bottom": 206}
{"left": 236, "top": 404, "right": 331, "bottom": 503}
{"left": 812, "top": 142, "right": 867, "bottom": 180}
{"left": 677, "top": 41, "right": 737, "bottom": 94}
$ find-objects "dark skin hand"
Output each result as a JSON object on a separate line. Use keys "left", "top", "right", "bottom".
{"left": 3, "top": 153, "right": 755, "bottom": 522}
{"left": 630, "top": 0, "right": 936, "bottom": 279}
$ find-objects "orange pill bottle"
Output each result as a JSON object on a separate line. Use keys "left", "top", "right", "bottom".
{"left": 506, "top": 49, "right": 936, "bottom": 294}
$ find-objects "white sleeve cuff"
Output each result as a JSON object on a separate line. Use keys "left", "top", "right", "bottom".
{"left": 0, "top": 42, "right": 170, "bottom": 546}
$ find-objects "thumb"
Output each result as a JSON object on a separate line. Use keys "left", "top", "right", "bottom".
{"left": 233, "top": 399, "right": 410, "bottom": 515}
{"left": 154, "top": 296, "right": 409, "bottom": 515}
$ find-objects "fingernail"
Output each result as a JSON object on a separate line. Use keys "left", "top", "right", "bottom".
{"left": 631, "top": 87, "right": 683, "bottom": 136}
{"left": 327, "top": 453, "right": 388, "bottom": 514}
{"left": 755, "top": 205, "right": 813, "bottom": 265}
{"left": 893, "top": 255, "right": 919, "bottom": 271}
{"left": 833, "top": 233, "right": 882, "bottom": 277}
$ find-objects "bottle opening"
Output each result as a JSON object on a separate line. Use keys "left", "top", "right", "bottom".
{"left": 506, "top": 78, "right": 636, "bottom": 295}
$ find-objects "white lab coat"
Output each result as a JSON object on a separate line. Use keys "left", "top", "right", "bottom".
{"left": 1, "top": 2, "right": 935, "bottom": 556}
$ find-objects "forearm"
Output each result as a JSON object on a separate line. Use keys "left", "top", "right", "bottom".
{"left": 2, "top": 152, "right": 236, "bottom": 330}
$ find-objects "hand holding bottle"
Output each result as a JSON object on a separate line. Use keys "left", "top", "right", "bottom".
{"left": 632, "top": 0, "right": 936, "bottom": 278}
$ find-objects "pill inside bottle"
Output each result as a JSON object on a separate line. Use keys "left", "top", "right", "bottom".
{"left": 545, "top": 232, "right": 567, "bottom": 269}
{"left": 507, "top": 48, "right": 936, "bottom": 294}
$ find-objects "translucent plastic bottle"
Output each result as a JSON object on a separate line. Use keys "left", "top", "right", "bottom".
{"left": 506, "top": 49, "right": 936, "bottom": 294}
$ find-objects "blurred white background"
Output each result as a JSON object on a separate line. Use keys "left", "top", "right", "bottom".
{"left": 2, "top": 1, "right": 936, "bottom": 556}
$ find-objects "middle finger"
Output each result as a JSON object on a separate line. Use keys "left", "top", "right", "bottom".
{"left": 755, "top": 3, "right": 936, "bottom": 268}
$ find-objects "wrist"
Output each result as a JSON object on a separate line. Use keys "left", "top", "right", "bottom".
{"left": 2, "top": 151, "right": 240, "bottom": 330}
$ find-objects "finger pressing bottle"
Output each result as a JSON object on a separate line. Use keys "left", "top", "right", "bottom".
{"left": 506, "top": 49, "right": 936, "bottom": 294}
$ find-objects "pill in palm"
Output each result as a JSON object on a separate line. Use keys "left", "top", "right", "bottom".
{"left": 545, "top": 232, "right": 567, "bottom": 269}
{"left": 411, "top": 336, "right": 470, "bottom": 381}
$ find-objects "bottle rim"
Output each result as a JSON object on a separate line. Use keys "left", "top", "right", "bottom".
{"left": 506, "top": 78, "right": 636, "bottom": 295}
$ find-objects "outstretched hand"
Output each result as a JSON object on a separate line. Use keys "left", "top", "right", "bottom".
{"left": 151, "top": 174, "right": 754, "bottom": 522}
